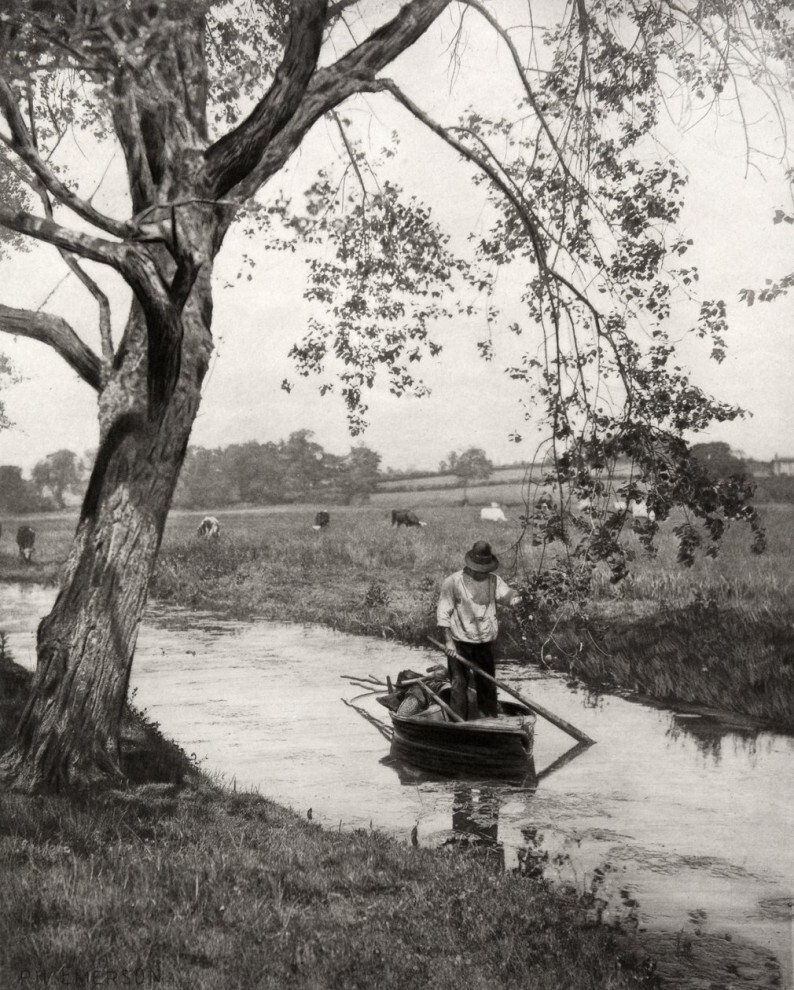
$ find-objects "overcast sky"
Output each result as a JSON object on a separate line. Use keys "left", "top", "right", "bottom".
{"left": 1, "top": 4, "right": 793, "bottom": 475}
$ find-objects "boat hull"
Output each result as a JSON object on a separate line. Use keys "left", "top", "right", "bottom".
{"left": 389, "top": 702, "right": 535, "bottom": 778}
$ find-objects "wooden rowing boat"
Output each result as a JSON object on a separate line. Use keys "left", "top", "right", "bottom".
{"left": 386, "top": 688, "right": 536, "bottom": 778}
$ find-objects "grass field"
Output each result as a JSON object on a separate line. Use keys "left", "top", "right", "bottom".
{"left": 2, "top": 501, "right": 793, "bottom": 725}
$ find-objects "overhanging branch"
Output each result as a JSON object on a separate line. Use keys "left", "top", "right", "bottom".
{"left": 204, "top": 0, "right": 329, "bottom": 199}
{"left": 204, "top": 0, "right": 451, "bottom": 203}
{"left": 0, "top": 304, "right": 102, "bottom": 392}
{"left": 0, "top": 206, "right": 178, "bottom": 370}
{"left": 379, "top": 80, "right": 634, "bottom": 404}
{"left": 24, "top": 156, "right": 116, "bottom": 372}
{"left": 0, "top": 75, "right": 133, "bottom": 240}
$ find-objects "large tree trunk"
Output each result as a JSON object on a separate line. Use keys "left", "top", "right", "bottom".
{"left": 1, "top": 270, "right": 214, "bottom": 792}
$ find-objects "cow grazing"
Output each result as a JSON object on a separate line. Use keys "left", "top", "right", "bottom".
{"left": 480, "top": 502, "right": 507, "bottom": 523}
{"left": 313, "top": 510, "right": 330, "bottom": 531}
{"left": 17, "top": 525, "right": 35, "bottom": 562}
{"left": 614, "top": 499, "right": 656, "bottom": 522}
{"left": 197, "top": 516, "right": 220, "bottom": 538}
{"left": 391, "top": 509, "right": 426, "bottom": 528}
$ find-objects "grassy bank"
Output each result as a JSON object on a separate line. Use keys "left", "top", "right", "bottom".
{"left": 0, "top": 654, "right": 659, "bottom": 990}
{"left": 3, "top": 502, "right": 793, "bottom": 727}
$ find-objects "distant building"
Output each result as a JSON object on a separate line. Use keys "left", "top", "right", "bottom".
{"left": 772, "top": 456, "right": 794, "bottom": 477}
{"left": 746, "top": 456, "right": 794, "bottom": 478}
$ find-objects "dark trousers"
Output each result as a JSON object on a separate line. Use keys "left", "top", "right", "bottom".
{"left": 448, "top": 639, "right": 498, "bottom": 719}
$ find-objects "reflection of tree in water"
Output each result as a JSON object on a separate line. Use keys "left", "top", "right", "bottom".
{"left": 665, "top": 714, "right": 761, "bottom": 763}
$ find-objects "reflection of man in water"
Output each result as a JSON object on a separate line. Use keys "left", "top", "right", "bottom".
{"left": 437, "top": 540, "right": 519, "bottom": 719}
{"left": 447, "top": 784, "right": 504, "bottom": 870}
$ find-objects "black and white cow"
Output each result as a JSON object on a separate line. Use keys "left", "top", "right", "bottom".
{"left": 197, "top": 516, "right": 220, "bottom": 538}
{"left": 391, "top": 509, "right": 426, "bottom": 528}
{"left": 313, "top": 511, "right": 330, "bottom": 531}
{"left": 17, "top": 525, "right": 35, "bottom": 562}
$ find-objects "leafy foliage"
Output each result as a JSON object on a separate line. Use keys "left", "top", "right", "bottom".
{"left": 443, "top": 447, "right": 493, "bottom": 502}
{"left": 0, "top": 465, "right": 40, "bottom": 513}
{"left": 690, "top": 442, "right": 747, "bottom": 481}
{"left": 281, "top": 175, "right": 461, "bottom": 433}
{"left": 31, "top": 449, "right": 84, "bottom": 509}
{"left": 172, "top": 431, "right": 382, "bottom": 509}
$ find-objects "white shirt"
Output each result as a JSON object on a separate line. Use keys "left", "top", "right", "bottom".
{"left": 436, "top": 570, "right": 514, "bottom": 643}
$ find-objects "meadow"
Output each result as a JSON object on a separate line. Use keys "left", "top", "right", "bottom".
{"left": 3, "top": 499, "right": 793, "bottom": 727}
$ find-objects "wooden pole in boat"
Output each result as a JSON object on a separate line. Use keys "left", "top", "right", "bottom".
{"left": 427, "top": 637, "right": 595, "bottom": 745}
{"left": 416, "top": 681, "right": 463, "bottom": 723}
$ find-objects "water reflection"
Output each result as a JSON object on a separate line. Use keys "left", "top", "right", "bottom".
{"left": 446, "top": 785, "right": 505, "bottom": 869}
{"left": 665, "top": 712, "right": 761, "bottom": 762}
{"left": 383, "top": 740, "right": 596, "bottom": 878}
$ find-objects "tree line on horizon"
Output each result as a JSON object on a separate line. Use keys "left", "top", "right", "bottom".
{"left": 0, "top": 440, "right": 766, "bottom": 516}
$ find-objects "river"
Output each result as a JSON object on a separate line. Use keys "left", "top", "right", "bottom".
{"left": 2, "top": 583, "right": 792, "bottom": 984}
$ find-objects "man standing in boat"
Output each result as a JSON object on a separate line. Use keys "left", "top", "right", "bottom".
{"left": 437, "top": 540, "right": 519, "bottom": 720}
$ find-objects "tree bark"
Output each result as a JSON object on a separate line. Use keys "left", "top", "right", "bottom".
{"left": 0, "top": 266, "right": 213, "bottom": 792}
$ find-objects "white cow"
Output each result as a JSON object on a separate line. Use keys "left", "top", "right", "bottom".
{"left": 480, "top": 502, "right": 507, "bottom": 523}
{"left": 197, "top": 516, "right": 220, "bottom": 538}
{"left": 614, "top": 500, "right": 655, "bottom": 522}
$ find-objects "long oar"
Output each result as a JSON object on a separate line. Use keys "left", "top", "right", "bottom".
{"left": 427, "top": 637, "right": 595, "bottom": 745}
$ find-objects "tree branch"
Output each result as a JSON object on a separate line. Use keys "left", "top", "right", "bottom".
{"left": 22, "top": 148, "right": 116, "bottom": 372}
{"left": 0, "top": 74, "right": 133, "bottom": 239}
{"left": 111, "top": 73, "right": 157, "bottom": 215}
{"left": 457, "top": 0, "right": 582, "bottom": 193}
{"left": 60, "top": 253, "right": 114, "bottom": 368}
{"left": 0, "top": 304, "right": 102, "bottom": 391}
{"left": 209, "top": 0, "right": 451, "bottom": 203}
{"left": 204, "top": 0, "right": 329, "bottom": 198}
{"left": 0, "top": 206, "right": 126, "bottom": 267}
{"left": 0, "top": 205, "right": 176, "bottom": 363}
{"left": 379, "top": 80, "right": 635, "bottom": 399}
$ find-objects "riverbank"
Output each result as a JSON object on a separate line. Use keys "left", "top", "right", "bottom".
{"left": 0, "top": 653, "right": 650, "bottom": 990}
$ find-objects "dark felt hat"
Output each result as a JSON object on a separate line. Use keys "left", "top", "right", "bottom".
{"left": 464, "top": 540, "right": 499, "bottom": 573}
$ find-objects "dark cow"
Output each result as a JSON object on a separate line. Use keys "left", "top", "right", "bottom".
{"left": 313, "top": 511, "right": 330, "bottom": 531}
{"left": 391, "top": 509, "right": 427, "bottom": 528}
{"left": 17, "top": 525, "right": 35, "bottom": 562}
{"left": 197, "top": 516, "right": 220, "bottom": 538}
